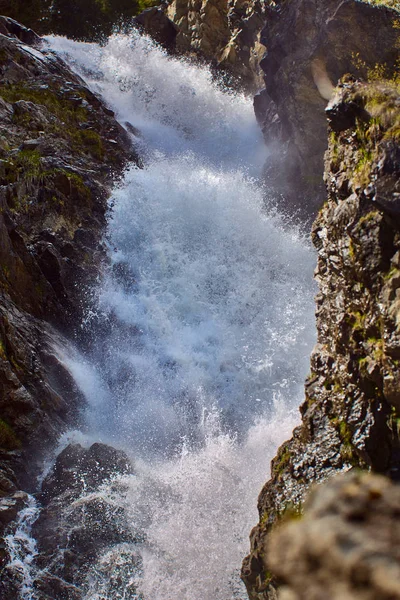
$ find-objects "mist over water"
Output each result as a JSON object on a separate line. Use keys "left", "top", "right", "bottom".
{"left": 44, "top": 31, "right": 316, "bottom": 599}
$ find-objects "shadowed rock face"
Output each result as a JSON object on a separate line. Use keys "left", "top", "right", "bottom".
{"left": 255, "top": 0, "right": 400, "bottom": 218}
{"left": 242, "top": 79, "right": 400, "bottom": 600}
{"left": 267, "top": 472, "right": 400, "bottom": 600}
{"left": 0, "top": 15, "right": 138, "bottom": 542}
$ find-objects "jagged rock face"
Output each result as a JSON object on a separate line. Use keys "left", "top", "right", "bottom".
{"left": 267, "top": 472, "right": 400, "bottom": 600}
{"left": 242, "top": 80, "right": 400, "bottom": 599}
{"left": 256, "top": 0, "right": 400, "bottom": 217}
{"left": 134, "top": 7, "right": 179, "bottom": 50}
{"left": 0, "top": 16, "right": 137, "bottom": 532}
{"left": 167, "top": 0, "right": 266, "bottom": 90}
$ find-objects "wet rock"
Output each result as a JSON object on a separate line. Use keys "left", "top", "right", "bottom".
{"left": 31, "top": 443, "right": 138, "bottom": 597}
{"left": 0, "top": 491, "right": 28, "bottom": 531}
{"left": 134, "top": 7, "right": 178, "bottom": 50}
{"left": 243, "top": 80, "right": 400, "bottom": 600}
{"left": 0, "top": 16, "right": 41, "bottom": 46}
{"left": 34, "top": 575, "right": 82, "bottom": 600}
{"left": 267, "top": 472, "right": 400, "bottom": 600}
{"left": 255, "top": 0, "right": 400, "bottom": 217}
{"left": 0, "top": 20, "right": 141, "bottom": 597}
{"left": 40, "top": 443, "right": 134, "bottom": 503}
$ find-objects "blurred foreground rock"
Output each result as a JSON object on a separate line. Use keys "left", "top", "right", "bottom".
{"left": 268, "top": 472, "right": 400, "bottom": 600}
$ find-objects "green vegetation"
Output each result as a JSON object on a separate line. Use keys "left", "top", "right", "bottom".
{"left": 0, "top": 419, "right": 21, "bottom": 450}
{"left": 272, "top": 445, "right": 292, "bottom": 478}
{"left": 0, "top": 340, "right": 7, "bottom": 360}
{"left": 276, "top": 501, "right": 303, "bottom": 523}
{"left": 79, "top": 129, "right": 104, "bottom": 160}
{"left": 0, "top": 83, "right": 88, "bottom": 127}
{"left": 0, "top": 83, "right": 107, "bottom": 180}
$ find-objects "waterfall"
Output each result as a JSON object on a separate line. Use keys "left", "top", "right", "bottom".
{"left": 35, "top": 30, "right": 316, "bottom": 599}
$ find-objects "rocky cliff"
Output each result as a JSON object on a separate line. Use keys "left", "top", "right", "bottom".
{"left": 166, "top": 0, "right": 266, "bottom": 90}
{"left": 0, "top": 16, "right": 138, "bottom": 563}
{"left": 242, "top": 77, "right": 400, "bottom": 600}
{"left": 255, "top": 0, "right": 400, "bottom": 217}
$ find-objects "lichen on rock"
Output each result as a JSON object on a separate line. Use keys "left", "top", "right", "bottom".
{"left": 242, "top": 78, "right": 400, "bottom": 600}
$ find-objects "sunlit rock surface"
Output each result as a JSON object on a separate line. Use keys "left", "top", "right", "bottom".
{"left": 243, "top": 79, "right": 400, "bottom": 600}
{"left": 167, "top": 0, "right": 266, "bottom": 90}
{"left": 268, "top": 472, "right": 400, "bottom": 600}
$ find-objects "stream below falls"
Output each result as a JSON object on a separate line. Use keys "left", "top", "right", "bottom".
{"left": 9, "top": 30, "right": 317, "bottom": 600}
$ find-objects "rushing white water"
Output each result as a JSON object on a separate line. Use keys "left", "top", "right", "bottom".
{"left": 4, "top": 495, "right": 40, "bottom": 599}
{"left": 42, "top": 31, "right": 316, "bottom": 600}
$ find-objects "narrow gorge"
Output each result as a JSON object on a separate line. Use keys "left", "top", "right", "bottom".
{"left": 0, "top": 1, "right": 399, "bottom": 600}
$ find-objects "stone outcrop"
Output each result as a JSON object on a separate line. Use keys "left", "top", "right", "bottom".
{"left": 134, "top": 6, "right": 179, "bottom": 50}
{"left": 0, "top": 15, "right": 138, "bottom": 544}
{"left": 266, "top": 471, "right": 400, "bottom": 600}
{"left": 1, "top": 443, "right": 139, "bottom": 600}
{"left": 167, "top": 0, "right": 266, "bottom": 90}
{"left": 242, "top": 78, "right": 400, "bottom": 599}
{"left": 255, "top": 0, "right": 400, "bottom": 217}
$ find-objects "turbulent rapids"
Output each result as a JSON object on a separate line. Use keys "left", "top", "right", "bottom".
{"left": 13, "top": 31, "right": 316, "bottom": 599}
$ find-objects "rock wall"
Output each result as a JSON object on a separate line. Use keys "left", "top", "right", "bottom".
{"left": 255, "top": 0, "right": 400, "bottom": 217}
{"left": 242, "top": 78, "right": 400, "bottom": 599}
{"left": 0, "top": 16, "right": 138, "bottom": 556}
{"left": 166, "top": 0, "right": 266, "bottom": 90}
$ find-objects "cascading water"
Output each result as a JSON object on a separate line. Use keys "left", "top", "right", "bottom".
{"left": 24, "top": 30, "right": 316, "bottom": 599}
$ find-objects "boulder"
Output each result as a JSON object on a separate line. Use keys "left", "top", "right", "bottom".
{"left": 30, "top": 443, "right": 139, "bottom": 597}
{"left": 40, "top": 442, "right": 134, "bottom": 503}
{"left": 267, "top": 472, "right": 400, "bottom": 600}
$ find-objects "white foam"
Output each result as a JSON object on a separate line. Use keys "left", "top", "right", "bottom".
{"left": 44, "top": 31, "right": 317, "bottom": 600}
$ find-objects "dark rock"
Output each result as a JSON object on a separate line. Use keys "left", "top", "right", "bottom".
{"left": 34, "top": 574, "right": 82, "bottom": 600}
{"left": 40, "top": 443, "right": 134, "bottom": 503}
{"left": 125, "top": 121, "right": 142, "bottom": 138}
{"left": 31, "top": 443, "right": 138, "bottom": 596}
{"left": 326, "top": 99, "right": 370, "bottom": 134}
{"left": 73, "top": 228, "right": 97, "bottom": 250}
{"left": 134, "top": 7, "right": 178, "bottom": 51}
{"left": 0, "top": 20, "right": 140, "bottom": 597}
{"left": 0, "top": 491, "right": 28, "bottom": 530}
{"left": 0, "top": 16, "right": 41, "bottom": 46}
{"left": 242, "top": 80, "right": 400, "bottom": 600}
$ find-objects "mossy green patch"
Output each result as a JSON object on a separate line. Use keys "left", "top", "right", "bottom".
{"left": 0, "top": 83, "right": 88, "bottom": 124}
{"left": 272, "top": 445, "right": 292, "bottom": 478}
{"left": 78, "top": 129, "right": 104, "bottom": 159}
{"left": 0, "top": 419, "right": 21, "bottom": 450}
{"left": 276, "top": 501, "right": 303, "bottom": 524}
